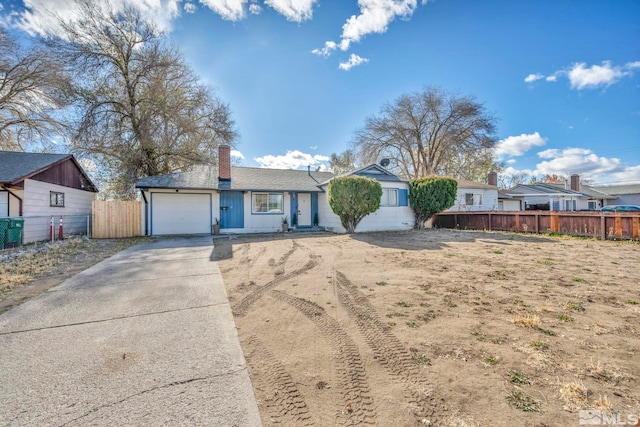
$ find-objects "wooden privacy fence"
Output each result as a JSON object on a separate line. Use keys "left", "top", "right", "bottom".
{"left": 92, "top": 200, "right": 142, "bottom": 238}
{"left": 433, "top": 211, "right": 640, "bottom": 241}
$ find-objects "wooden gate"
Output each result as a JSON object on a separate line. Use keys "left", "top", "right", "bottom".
{"left": 92, "top": 200, "right": 142, "bottom": 238}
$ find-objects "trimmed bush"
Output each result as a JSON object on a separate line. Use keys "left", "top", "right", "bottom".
{"left": 328, "top": 176, "right": 382, "bottom": 233}
{"left": 409, "top": 177, "right": 457, "bottom": 229}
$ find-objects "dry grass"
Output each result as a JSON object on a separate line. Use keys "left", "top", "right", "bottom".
{"left": 512, "top": 314, "right": 541, "bottom": 329}
{"left": 1, "top": 236, "right": 151, "bottom": 294}
{"left": 558, "top": 380, "right": 589, "bottom": 412}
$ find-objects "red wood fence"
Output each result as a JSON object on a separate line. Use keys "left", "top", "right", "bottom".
{"left": 433, "top": 211, "right": 640, "bottom": 240}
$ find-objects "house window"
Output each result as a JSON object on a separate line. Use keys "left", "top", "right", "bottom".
{"left": 588, "top": 201, "right": 597, "bottom": 210}
{"left": 252, "top": 192, "right": 283, "bottom": 213}
{"left": 50, "top": 192, "right": 65, "bottom": 207}
{"left": 464, "top": 193, "right": 482, "bottom": 206}
{"left": 381, "top": 188, "right": 398, "bottom": 206}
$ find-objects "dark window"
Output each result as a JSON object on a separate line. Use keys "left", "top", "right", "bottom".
{"left": 50, "top": 192, "right": 65, "bottom": 207}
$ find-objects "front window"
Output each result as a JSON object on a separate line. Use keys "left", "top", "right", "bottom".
{"left": 50, "top": 192, "right": 65, "bottom": 207}
{"left": 381, "top": 188, "right": 398, "bottom": 206}
{"left": 464, "top": 193, "right": 482, "bottom": 206}
{"left": 252, "top": 192, "right": 283, "bottom": 213}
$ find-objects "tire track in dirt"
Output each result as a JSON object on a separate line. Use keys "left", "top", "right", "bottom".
{"left": 244, "top": 335, "right": 315, "bottom": 426}
{"left": 334, "top": 270, "right": 442, "bottom": 423}
{"left": 232, "top": 259, "right": 317, "bottom": 317}
{"left": 270, "top": 290, "right": 377, "bottom": 426}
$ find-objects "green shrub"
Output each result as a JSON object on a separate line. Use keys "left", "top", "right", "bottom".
{"left": 328, "top": 176, "right": 382, "bottom": 233}
{"left": 409, "top": 177, "right": 457, "bottom": 229}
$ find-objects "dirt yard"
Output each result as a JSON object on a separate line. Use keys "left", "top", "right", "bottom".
{"left": 215, "top": 229, "right": 640, "bottom": 427}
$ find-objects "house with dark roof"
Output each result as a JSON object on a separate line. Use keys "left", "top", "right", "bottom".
{"left": 0, "top": 151, "right": 98, "bottom": 243}
{"left": 502, "top": 174, "right": 621, "bottom": 211}
{"left": 135, "top": 145, "right": 414, "bottom": 235}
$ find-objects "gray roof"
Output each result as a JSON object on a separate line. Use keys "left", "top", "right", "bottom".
{"left": 136, "top": 165, "right": 335, "bottom": 192}
{"left": 589, "top": 184, "right": 640, "bottom": 196}
{"left": 507, "top": 183, "right": 587, "bottom": 197}
{"left": 0, "top": 151, "right": 70, "bottom": 183}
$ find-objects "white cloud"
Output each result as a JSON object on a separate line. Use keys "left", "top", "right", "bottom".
{"left": 524, "top": 73, "right": 543, "bottom": 83}
{"left": 495, "top": 132, "right": 547, "bottom": 157}
{"left": 199, "top": 0, "right": 247, "bottom": 21}
{"left": 339, "top": 53, "right": 369, "bottom": 71}
{"left": 255, "top": 150, "right": 329, "bottom": 169}
{"left": 11, "top": 0, "right": 182, "bottom": 35}
{"left": 524, "top": 60, "right": 639, "bottom": 90}
{"left": 502, "top": 148, "right": 640, "bottom": 185}
{"left": 534, "top": 147, "right": 623, "bottom": 179}
{"left": 184, "top": 2, "right": 197, "bottom": 13}
{"left": 249, "top": 3, "right": 262, "bottom": 14}
{"left": 6, "top": 0, "right": 186, "bottom": 35}
{"left": 265, "top": 0, "right": 315, "bottom": 22}
{"left": 567, "top": 61, "right": 627, "bottom": 90}
{"left": 314, "top": 0, "right": 427, "bottom": 57}
{"left": 231, "top": 150, "right": 245, "bottom": 159}
{"left": 309, "top": 145, "right": 318, "bottom": 150}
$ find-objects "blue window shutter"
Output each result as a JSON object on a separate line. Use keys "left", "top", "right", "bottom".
{"left": 398, "top": 189, "right": 408, "bottom": 206}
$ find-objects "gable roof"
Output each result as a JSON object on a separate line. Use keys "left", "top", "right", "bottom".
{"left": 135, "top": 165, "right": 335, "bottom": 192}
{"left": 455, "top": 177, "right": 496, "bottom": 190}
{"left": 0, "top": 151, "right": 71, "bottom": 184}
{"left": 506, "top": 183, "right": 589, "bottom": 197}
{"left": 588, "top": 184, "right": 640, "bottom": 196}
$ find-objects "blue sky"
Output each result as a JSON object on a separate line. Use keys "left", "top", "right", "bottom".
{"left": 2, "top": 0, "right": 639, "bottom": 185}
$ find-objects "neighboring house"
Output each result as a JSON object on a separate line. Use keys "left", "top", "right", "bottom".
{"left": 135, "top": 145, "right": 414, "bottom": 235}
{"left": 446, "top": 176, "right": 499, "bottom": 212}
{"left": 587, "top": 184, "right": 640, "bottom": 207}
{"left": 503, "top": 175, "right": 619, "bottom": 211}
{"left": 0, "top": 151, "right": 98, "bottom": 243}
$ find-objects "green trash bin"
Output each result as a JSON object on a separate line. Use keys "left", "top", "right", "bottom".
{"left": 0, "top": 218, "right": 10, "bottom": 250}
{"left": 6, "top": 218, "right": 24, "bottom": 248}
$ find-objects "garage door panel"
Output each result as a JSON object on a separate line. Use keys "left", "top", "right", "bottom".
{"left": 152, "top": 193, "right": 211, "bottom": 235}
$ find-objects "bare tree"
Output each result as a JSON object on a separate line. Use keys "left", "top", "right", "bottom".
{"left": 0, "top": 28, "right": 72, "bottom": 150}
{"left": 352, "top": 86, "right": 498, "bottom": 180}
{"left": 47, "top": 1, "right": 237, "bottom": 198}
{"left": 498, "top": 170, "right": 532, "bottom": 189}
{"left": 329, "top": 149, "right": 357, "bottom": 174}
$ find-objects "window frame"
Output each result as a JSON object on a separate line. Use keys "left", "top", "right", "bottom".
{"left": 464, "top": 193, "right": 482, "bottom": 206}
{"left": 251, "top": 192, "right": 284, "bottom": 214}
{"left": 381, "top": 188, "right": 399, "bottom": 207}
{"left": 50, "top": 191, "right": 65, "bottom": 207}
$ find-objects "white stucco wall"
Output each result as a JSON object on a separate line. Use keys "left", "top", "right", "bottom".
{"left": 21, "top": 179, "right": 95, "bottom": 243}
{"left": 318, "top": 182, "right": 414, "bottom": 233}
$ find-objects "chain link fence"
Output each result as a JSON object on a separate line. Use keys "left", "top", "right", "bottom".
{"left": 0, "top": 215, "right": 90, "bottom": 250}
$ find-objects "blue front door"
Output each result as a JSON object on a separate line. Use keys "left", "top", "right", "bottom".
{"left": 220, "top": 191, "right": 244, "bottom": 229}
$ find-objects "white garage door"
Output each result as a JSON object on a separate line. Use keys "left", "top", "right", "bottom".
{"left": 151, "top": 193, "right": 211, "bottom": 235}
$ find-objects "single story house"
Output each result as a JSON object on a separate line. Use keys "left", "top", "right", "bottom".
{"left": 587, "top": 183, "right": 640, "bottom": 207}
{"left": 135, "top": 145, "right": 414, "bottom": 235}
{"left": 0, "top": 151, "right": 98, "bottom": 243}
{"left": 446, "top": 175, "right": 499, "bottom": 212}
{"left": 502, "top": 175, "right": 619, "bottom": 211}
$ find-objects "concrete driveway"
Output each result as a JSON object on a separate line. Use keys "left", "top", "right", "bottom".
{"left": 0, "top": 236, "right": 262, "bottom": 427}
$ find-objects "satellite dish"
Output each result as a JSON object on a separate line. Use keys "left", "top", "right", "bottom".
{"left": 380, "top": 158, "right": 390, "bottom": 167}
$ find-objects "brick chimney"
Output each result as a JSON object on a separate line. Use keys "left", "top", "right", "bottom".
{"left": 570, "top": 174, "right": 580, "bottom": 192}
{"left": 218, "top": 144, "right": 231, "bottom": 181}
{"left": 487, "top": 171, "right": 498, "bottom": 186}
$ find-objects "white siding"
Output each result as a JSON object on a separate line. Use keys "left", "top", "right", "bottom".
{"left": 0, "top": 191, "right": 7, "bottom": 217}
{"left": 318, "top": 182, "right": 414, "bottom": 233}
{"left": 447, "top": 188, "right": 499, "bottom": 211}
{"left": 21, "top": 179, "right": 95, "bottom": 243}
